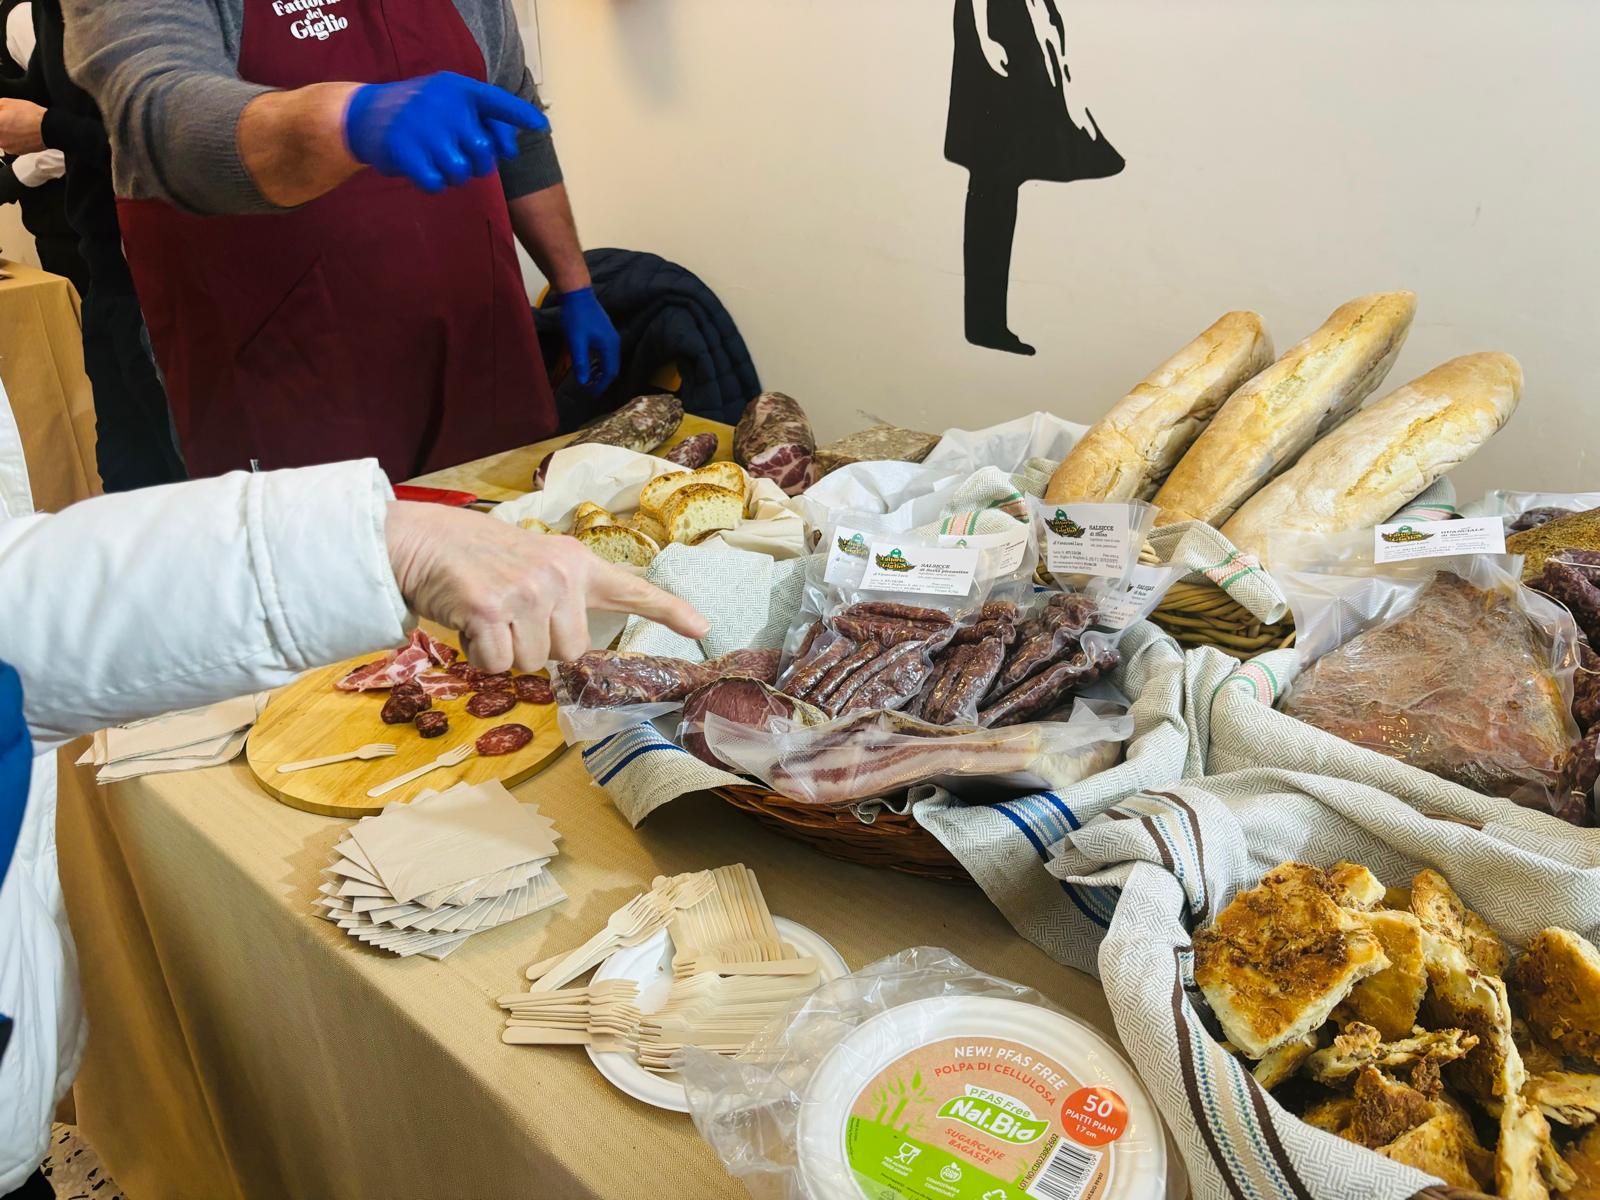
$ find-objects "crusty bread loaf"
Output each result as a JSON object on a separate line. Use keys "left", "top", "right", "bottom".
{"left": 1045, "top": 311, "right": 1274, "bottom": 503}
{"left": 1152, "top": 291, "right": 1418, "bottom": 526}
{"left": 1221, "top": 353, "right": 1521, "bottom": 564}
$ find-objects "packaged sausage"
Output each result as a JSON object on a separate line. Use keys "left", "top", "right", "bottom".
{"left": 550, "top": 647, "right": 781, "bottom": 744}
{"left": 701, "top": 697, "right": 1132, "bottom": 808}
{"left": 1275, "top": 530, "right": 1584, "bottom": 819}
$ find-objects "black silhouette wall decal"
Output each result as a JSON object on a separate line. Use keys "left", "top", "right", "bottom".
{"left": 946, "top": 0, "right": 1124, "bottom": 355}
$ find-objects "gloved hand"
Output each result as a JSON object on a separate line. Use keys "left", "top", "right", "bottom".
{"left": 384, "top": 501, "right": 708, "bottom": 671}
{"left": 344, "top": 71, "right": 549, "bottom": 193}
{"left": 12, "top": 149, "right": 64, "bottom": 188}
{"left": 558, "top": 286, "right": 620, "bottom": 394}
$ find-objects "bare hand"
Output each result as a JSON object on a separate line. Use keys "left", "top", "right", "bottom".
{"left": 0, "top": 100, "right": 46, "bottom": 155}
{"left": 384, "top": 501, "right": 709, "bottom": 672}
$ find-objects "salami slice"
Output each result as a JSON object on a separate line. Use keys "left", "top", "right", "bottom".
{"left": 465, "top": 690, "right": 518, "bottom": 718}
{"left": 476, "top": 723, "right": 533, "bottom": 756}
{"left": 381, "top": 692, "right": 429, "bottom": 724}
{"left": 414, "top": 710, "right": 449, "bottom": 738}
{"left": 472, "top": 673, "right": 513, "bottom": 693}
{"left": 513, "top": 675, "right": 555, "bottom": 705}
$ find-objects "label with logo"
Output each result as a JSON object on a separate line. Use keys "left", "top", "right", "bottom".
{"left": 1042, "top": 504, "right": 1132, "bottom": 579}
{"left": 1091, "top": 564, "right": 1179, "bottom": 631}
{"left": 825, "top": 526, "right": 876, "bottom": 585}
{"left": 274, "top": 0, "right": 350, "bottom": 41}
{"left": 938, "top": 527, "right": 1031, "bottom": 577}
{"left": 860, "top": 543, "right": 981, "bottom": 597}
{"left": 1372, "top": 517, "right": 1505, "bottom": 564}
{"left": 844, "top": 1036, "right": 1120, "bottom": 1200}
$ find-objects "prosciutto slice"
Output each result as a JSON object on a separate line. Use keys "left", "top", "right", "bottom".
{"left": 335, "top": 629, "right": 458, "bottom": 691}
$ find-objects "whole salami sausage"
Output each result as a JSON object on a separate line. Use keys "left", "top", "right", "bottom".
{"left": 415, "top": 710, "right": 449, "bottom": 738}
{"left": 476, "top": 723, "right": 534, "bottom": 756}
{"left": 662, "top": 432, "right": 719, "bottom": 469}
{"left": 466, "top": 690, "right": 518, "bottom": 718}
{"left": 534, "top": 394, "right": 685, "bottom": 487}
{"left": 733, "top": 392, "right": 816, "bottom": 495}
{"left": 679, "top": 679, "right": 808, "bottom": 770}
{"left": 513, "top": 675, "right": 555, "bottom": 705}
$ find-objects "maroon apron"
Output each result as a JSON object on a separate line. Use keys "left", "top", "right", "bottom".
{"left": 116, "top": 0, "right": 557, "bottom": 480}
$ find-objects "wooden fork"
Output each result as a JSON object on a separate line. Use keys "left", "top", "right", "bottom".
{"left": 277, "top": 743, "right": 396, "bottom": 774}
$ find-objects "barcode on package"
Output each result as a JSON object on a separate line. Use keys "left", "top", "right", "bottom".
{"left": 1030, "top": 1139, "right": 1102, "bottom": 1200}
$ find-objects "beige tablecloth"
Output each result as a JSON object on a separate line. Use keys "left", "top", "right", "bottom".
{"left": 0, "top": 259, "right": 99, "bottom": 510}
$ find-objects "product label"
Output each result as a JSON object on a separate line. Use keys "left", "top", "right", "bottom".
{"left": 1090, "top": 564, "right": 1177, "bottom": 632}
{"left": 844, "top": 1036, "right": 1120, "bottom": 1200}
{"left": 859, "top": 543, "right": 981, "bottom": 597}
{"left": 1042, "top": 504, "right": 1132, "bottom": 579}
{"left": 939, "top": 528, "right": 1031, "bottom": 577}
{"left": 826, "top": 526, "right": 876, "bottom": 585}
{"left": 1372, "top": 517, "right": 1505, "bottom": 563}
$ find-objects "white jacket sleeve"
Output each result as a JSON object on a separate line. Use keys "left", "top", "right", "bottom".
{"left": 0, "top": 461, "right": 411, "bottom": 741}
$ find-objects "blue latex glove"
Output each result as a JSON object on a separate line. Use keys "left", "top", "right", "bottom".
{"left": 559, "top": 287, "right": 621, "bottom": 394}
{"left": 344, "top": 71, "right": 549, "bottom": 193}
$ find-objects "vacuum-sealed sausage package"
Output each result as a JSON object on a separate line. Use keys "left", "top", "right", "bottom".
{"left": 1274, "top": 529, "right": 1585, "bottom": 820}
{"left": 1031, "top": 498, "right": 1156, "bottom": 592}
{"left": 700, "top": 697, "right": 1132, "bottom": 808}
{"left": 551, "top": 647, "right": 782, "bottom": 744}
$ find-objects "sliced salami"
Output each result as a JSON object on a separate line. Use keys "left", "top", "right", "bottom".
{"left": 465, "top": 690, "right": 518, "bottom": 719}
{"left": 414, "top": 710, "right": 449, "bottom": 738}
{"left": 472, "top": 673, "right": 513, "bottom": 693}
{"left": 476, "top": 723, "right": 533, "bottom": 756}
{"left": 513, "top": 675, "right": 555, "bottom": 705}
{"left": 381, "top": 691, "right": 430, "bottom": 724}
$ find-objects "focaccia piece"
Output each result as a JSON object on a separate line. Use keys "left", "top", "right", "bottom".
{"left": 1516, "top": 1017, "right": 1569, "bottom": 1077}
{"left": 1305, "top": 1021, "right": 1478, "bottom": 1087}
{"left": 1411, "top": 868, "right": 1509, "bottom": 977}
{"left": 1377, "top": 1098, "right": 1495, "bottom": 1192}
{"left": 1349, "top": 1065, "right": 1432, "bottom": 1148}
{"left": 1422, "top": 931, "right": 1526, "bottom": 1100}
{"left": 1252, "top": 1031, "right": 1319, "bottom": 1090}
{"left": 1345, "top": 909, "right": 1429, "bottom": 1040}
{"left": 1194, "top": 863, "right": 1389, "bottom": 1058}
{"left": 1498, "top": 1092, "right": 1574, "bottom": 1200}
{"left": 1511, "top": 928, "right": 1600, "bottom": 1063}
{"left": 1527, "top": 1070, "right": 1600, "bottom": 1127}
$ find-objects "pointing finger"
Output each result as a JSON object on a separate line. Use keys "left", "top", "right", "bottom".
{"left": 588, "top": 566, "right": 709, "bottom": 639}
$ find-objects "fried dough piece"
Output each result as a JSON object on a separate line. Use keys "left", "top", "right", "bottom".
{"left": 1378, "top": 1111, "right": 1494, "bottom": 1192}
{"left": 1527, "top": 1071, "right": 1600, "bottom": 1127}
{"left": 1384, "top": 885, "right": 1413, "bottom": 911}
{"left": 1565, "top": 1126, "right": 1600, "bottom": 1200}
{"left": 1345, "top": 909, "right": 1429, "bottom": 1040}
{"left": 1252, "top": 1031, "right": 1320, "bottom": 1090}
{"left": 1411, "top": 868, "right": 1509, "bottom": 976}
{"left": 1511, "top": 928, "right": 1600, "bottom": 1063}
{"left": 1434, "top": 1091, "right": 1499, "bottom": 1189}
{"left": 1194, "top": 863, "right": 1389, "bottom": 1058}
{"left": 1301, "top": 1095, "right": 1356, "bottom": 1137}
{"left": 1516, "top": 1017, "right": 1569, "bottom": 1077}
{"left": 1498, "top": 1092, "right": 1563, "bottom": 1200}
{"left": 1421, "top": 931, "right": 1526, "bottom": 1100}
{"left": 1305, "top": 1021, "right": 1479, "bottom": 1086}
{"left": 1329, "top": 861, "right": 1386, "bottom": 910}
{"left": 1350, "top": 1066, "right": 1433, "bottom": 1147}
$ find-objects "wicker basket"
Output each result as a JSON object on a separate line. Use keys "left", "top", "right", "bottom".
{"left": 715, "top": 785, "right": 974, "bottom": 885}
{"left": 1149, "top": 580, "right": 1295, "bottom": 655}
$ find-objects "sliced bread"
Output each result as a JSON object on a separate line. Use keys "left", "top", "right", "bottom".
{"left": 661, "top": 483, "right": 742, "bottom": 544}
{"left": 571, "top": 501, "right": 615, "bottom": 534}
{"left": 640, "top": 463, "right": 748, "bottom": 517}
{"left": 576, "top": 524, "right": 658, "bottom": 567}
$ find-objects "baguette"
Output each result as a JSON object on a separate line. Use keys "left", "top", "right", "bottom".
{"left": 1152, "top": 291, "right": 1417, "bottom": 526}
{"left": 1221, "top": 353, "right": 1521, "bottom": 564}
{"left": 1045, "top": 311, "right": 1274, "bottom": 503}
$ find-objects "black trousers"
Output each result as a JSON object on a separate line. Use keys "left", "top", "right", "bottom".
{"left": 3, "top": 1168, "right": 53, "bottom": 1198}
{"left": 80, "top": 290, "right": 186, "bottom": 492}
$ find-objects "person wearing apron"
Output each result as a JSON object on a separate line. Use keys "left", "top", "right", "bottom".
{"left": 60, "top": 0, "right": 621, "bottom": 481}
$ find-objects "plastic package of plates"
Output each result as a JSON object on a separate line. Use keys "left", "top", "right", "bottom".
{"left": 681, "top": 947, "right": 1179, "bottom": 1200}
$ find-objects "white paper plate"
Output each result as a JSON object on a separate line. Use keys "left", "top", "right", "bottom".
{"left": 587, "top": 915, "right": 848, "bottom": 1113}
{"left": 796, "top": 995, "right": 1176, "bottom": 1200}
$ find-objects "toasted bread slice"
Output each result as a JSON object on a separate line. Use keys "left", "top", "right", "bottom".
{"left": 661, "top": 483, "right": 743, "bottom": 545}
{"left": 576, "top": 524, "right": 657, "bottom": 567}
{"left": 1252, "top": 1031, "right": 1319, "bottom": 1090}
{"left": 689, "top": 460, "right": 748, "bottom": 502}
{"left": 571, "top": 501, "right": 615, "bottom": 534}
{"left": 1411, "top": 868, "right": 1508, "bottom": 976}
{"left": 1511, "top": 928, "right": 1600, "bottom": 1063}
{"left": 626, "top": 512, "right": 667, "bottom": 547}
{"left": 1345, "top": 910, "right": 1429, "bottom": 1040}
{"left": 1422, "top": 931, "right": 1525, "bottom": 1100}
{"left": 1193, "top": 862, "right": 1389, "bottom": 1058}
{"left": 639, "top": 463, "right": 749, "bottom": 519}
{"left": 1305, "top": 1022, "right": 1478, "bottom": 1086}
{"left": 518, "top": 517, "right": 555, "bottom": 534}
{"left": 1527, "top": 1071, "right": 1600, "bottom": 1127}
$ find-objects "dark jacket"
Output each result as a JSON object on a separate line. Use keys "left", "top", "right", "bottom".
{"left": 535, "top": 248, "right": 760, "bottom": 433}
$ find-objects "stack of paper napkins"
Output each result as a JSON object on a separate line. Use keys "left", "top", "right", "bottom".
{"left": 315, "top": 780, "right": 565, "bottom": 960}
{"left": 77, "top": 693, "right": 268, "bottom": 783}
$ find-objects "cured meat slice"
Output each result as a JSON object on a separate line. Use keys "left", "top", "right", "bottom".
{"left": 471, "top": 672, "right": 513, "bottom": 693}
{"left": 414, "top": 710, "right": 449, "bottom": 738}
{"left": 416, "top": 674, "right": 473, "bottom": 700}
{"left": 414, "top": 630, "right": 458, "bottom": 667}
{"left": 335, "top": 629, "right": 458, "bottom": 691}
{"left": 512, "top": 675, "right": 555, "bottom": 705}
{"left": 476, "top": 723, "right": 533, "bottom": 756}
{"left": 381, "top": 691, "right": 430, "bottom": 724}
{"left": 465, "top": 690, "right": 518, "bottom": 718}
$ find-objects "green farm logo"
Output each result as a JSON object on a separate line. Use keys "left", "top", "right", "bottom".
{"left": 1046, "top": 510, "right": 1086, "bottom": 538}
{"left": 837, "top": 532, "right": 869, "bottom": 558}
{"left": 936, "top": 1088, "right": 1047, "bottom": 1145}
{"left": 1381, "top": 525, "right": 1433, "bottom": 544}
{"left": 874, "top": 547, "right": 916, "bottom": 573}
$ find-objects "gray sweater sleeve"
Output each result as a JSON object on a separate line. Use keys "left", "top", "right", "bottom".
{"left": 62, "top": 0, "right": 562, "bottom": 215}
{"left": 61, "top": 0, "right": 275, "bottom": 214}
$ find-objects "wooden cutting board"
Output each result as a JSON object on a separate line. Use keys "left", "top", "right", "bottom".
{"left": 247, "top": 637, "right": 565, "bottom": 818}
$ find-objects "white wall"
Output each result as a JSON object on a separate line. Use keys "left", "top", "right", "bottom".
{"left": 533, "top": 0, "right": 1600, "bottom": 499}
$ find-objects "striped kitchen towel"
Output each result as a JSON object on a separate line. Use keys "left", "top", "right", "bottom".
{"left": 1041, "top": 761, "right": 1600, "bottom": 1199}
